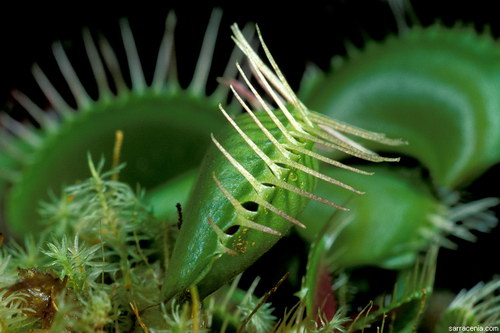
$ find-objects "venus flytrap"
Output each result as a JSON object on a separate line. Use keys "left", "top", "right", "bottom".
{"left": 302, "top": 210, "right": 351, "bottom": 324}
{"left": 0, "top": 9, "right": 242, "bottom": 237}
{"left": 294, "top": 245, "right": 438, "bottom": 332}
{"left": 0, "top": 6, "right": 499, "bottom": 332}
{"left": 299, "top": 165, "right": 498, "bottom": 270}
{"left": 300, "top": 208, "right": 439, "bottom": 331}
{"left": 162, "top": 23, "right": 404, "bottom": 302}
{"left": 300, "top": 25, "right": 500, "bottom": 189}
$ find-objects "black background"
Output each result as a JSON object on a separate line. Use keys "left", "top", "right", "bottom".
{"left": 0, "top": 0, "right": 498, "bottom": 306}
{"left": 3, "top": 1, "right": 500, "bottom": 104}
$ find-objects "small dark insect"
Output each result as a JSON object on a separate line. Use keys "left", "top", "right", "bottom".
{"left": 0, "top": 233, "right": 3, "bottom": 247}
{"left": 176, "top": 202, "right": 183, "bottom": 230}
{"left": 4, "top": 268, "right": 67, "bottom": 329}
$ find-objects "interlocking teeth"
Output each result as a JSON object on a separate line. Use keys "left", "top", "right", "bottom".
{"left": 209, "top": 23, "right": 405, "bottom": 234}
{"left": 213, "top": 172, "right": 305, "bottom": 231}
{"left": 426, "top": 197, "right": 499, "bottom": 249}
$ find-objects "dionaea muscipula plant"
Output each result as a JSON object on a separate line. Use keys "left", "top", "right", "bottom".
{"left": 0, "top": 10, "right": 245, "bottom": 236}
{"left": 299, "top": 165, "right": 498, "bottom": 270}
{"left": 1, "top": 5, "right": 499, "bottom": 332}
{"left": 300, "top": 25, "right": 500, "bottom": 189}
{"left": 162, "top": 24, "right": 404, "bottom": 301}
{"left": 293, "top": 21, "right": 500, "bottom": 330}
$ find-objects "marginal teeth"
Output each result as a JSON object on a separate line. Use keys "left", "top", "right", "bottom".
{"left": 120, "top": 19, "right": 146, "bottom": 93}
{"left": 425, "top": 197, "right": 500, "bottom": 248}
{"left": 2, "top": 10, "right": 254, "bottom": 228}
{"left": 208, "top": 23, "right": 407, "bottom": 230}
{"left": 273, "top": 179, "right": 348, "bottom": 211}
{"left": 254, "top": 25, "right": 312, "bottom": 125}
{"left": 152, "top": 12, "right": 176, "bottom": 92}
{"left": 190, "top": 8, "right": 222, "bottom": 95}
{"left": 238, "top": 217, "right": 282, "bottom": 236}
{"left": 210, "top": 134, "right": 268, "bottom": 195}
{"left": 218, "top": 104, "right": 282, "bottom": 178}
{"left": 207, "top": 217, "right": 237, "bottom": 255}
{"left": 276, "top": 158, "right": 364, "bottom": 194}
{"left": 231, "top": 23, "right": 404, "bottom": 162}
{"left": 234, "top": 62, "right": 299, "bottom": 146}
{"left": 32, "top": 63, "right": 73, "bottom": 116}
{"left": 0, "top": 114, "right": 42, "bottom": 148}
{"left": 98, "top": 35, "right": 128, "bottom": 94}
{"left": 293, "top": 130, "right": 401, "bottom": 163}
{"left": 83, "top": 28, "right": 111, "bottom": 98}
{"left": 229, "top": 83, "right": 291, "bottom": 159}
{"left": 212, "top": 172, "right": 305, "bottom": 230}
{"left": 282, "top": 143, "right": 373, "bottom": 176}
{"left": 53, "top": 41, "right": 92, "bottom": 109}
{"left": 0, "top": 131, "right": 29, "bottom": 162}
{"left": 308, "top": 112, "right": 407, "bottom": 146}
{"left": 214, "top": 24, "right": 256, "bottom": 101}
{"left": 11, "top": 90, "right": 58, "bottom": 131}
{"left": 445, "top": 278, "right": 500, "bottom": 322}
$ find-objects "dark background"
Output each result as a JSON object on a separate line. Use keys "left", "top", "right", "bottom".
{"left": 0, "top": 0, "right": 498, "bottom": 302}
{"left": 3, "top": 1, "right": 500, "bottom": 103}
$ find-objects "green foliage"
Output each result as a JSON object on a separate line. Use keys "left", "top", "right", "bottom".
{"left": 149, "top": 300, "right": 209, "bottom": 333}
{"left": 1, "top": 12, "right": 227, "bottom": 236}
{"left": 208, "top": 275, "right": 277, "bottom": 332}
{"left": 1, "top": 9, "right": 499, "bottom": 333}
{"left": 237, "top": 296, "right": 276, "bottom": 333}
{"left": 0, "top": 254, "right": 35, "bottom": 331}
{"left": 0, "top": 288, "right": 35, "bottom": 332}
{"left": 271, "top": 298, "right": 350, "bottom": 333}
{"left": 0, "top": 158, "right": 286, "bottom": 332}
{"left": 42, "top": 235, "right": 105, "bottom": 294}
{"left": 49, "top": 289, "right": 114, "bottom": 333}
{"left": 4, "top": 235, "right": 47, "bottom": 269}
{"left": 0, "top": 158, "right": 167, "bottom": 331}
